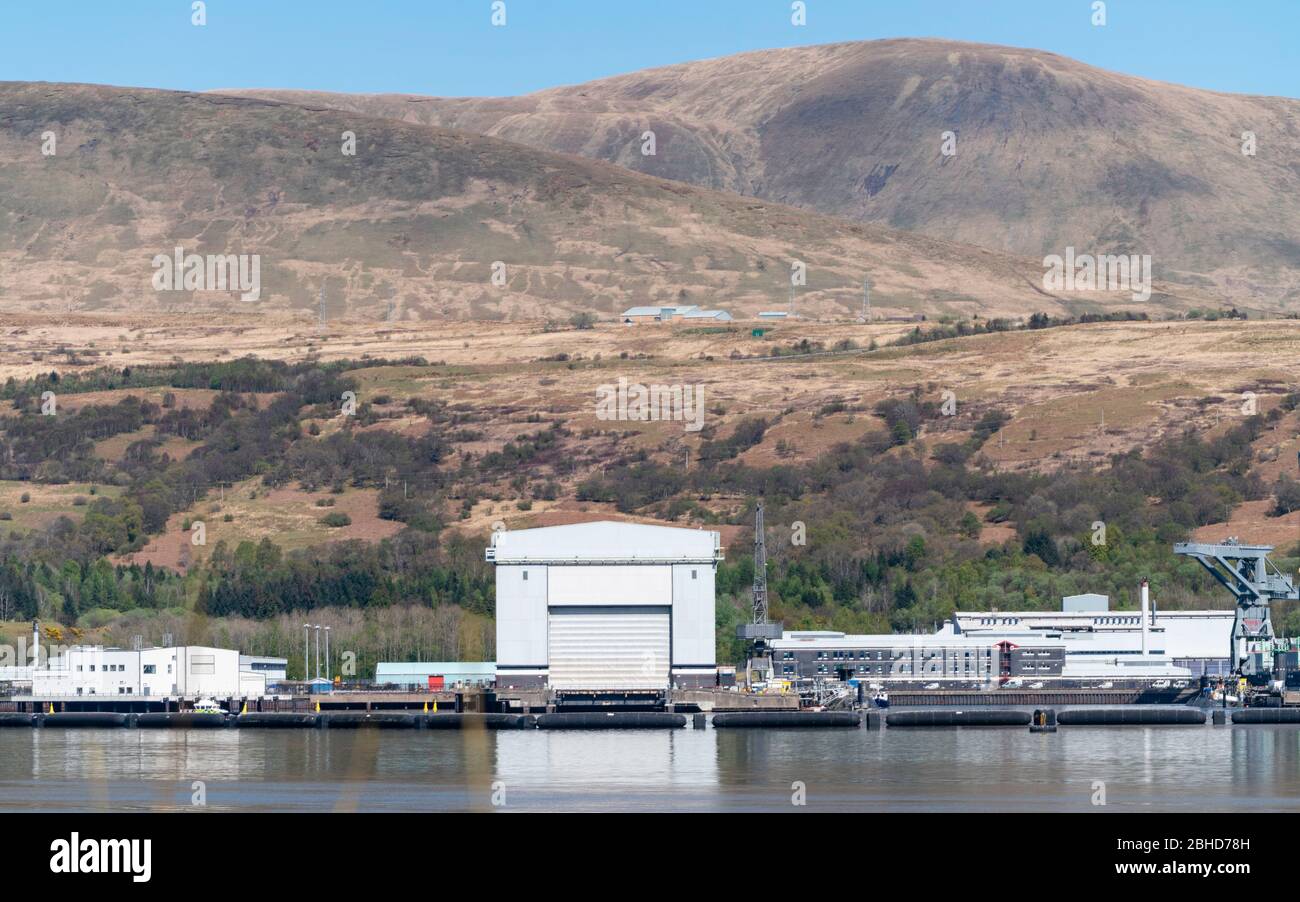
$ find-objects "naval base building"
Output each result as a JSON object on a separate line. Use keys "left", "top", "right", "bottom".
{"left": 488, "top": 521, "right": 722, "bottom": 692}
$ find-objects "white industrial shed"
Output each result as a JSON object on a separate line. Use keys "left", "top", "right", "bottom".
{"left": 487, "top": 521, "right": 722, "bottom": 692}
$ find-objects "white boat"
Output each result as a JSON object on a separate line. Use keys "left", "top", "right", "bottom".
{"left": 192, "top": 698, "right": 223, "bottom": 714}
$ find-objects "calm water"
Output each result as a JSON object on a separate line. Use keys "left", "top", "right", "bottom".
{"left": 3, "top": 724, "right": 1300, "bottom": 812}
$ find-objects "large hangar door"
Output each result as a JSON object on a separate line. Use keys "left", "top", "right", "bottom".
{"left": 548, "top": 606, "right": 670, "bottom": 690}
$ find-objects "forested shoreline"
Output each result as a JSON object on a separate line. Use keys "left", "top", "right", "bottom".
{"left": 1, "top": 354, "right": 1296, "bottom": 677}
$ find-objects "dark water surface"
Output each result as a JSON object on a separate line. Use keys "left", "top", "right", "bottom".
{"left": 3, "top": 724, "right": 1300, "bottom": 812}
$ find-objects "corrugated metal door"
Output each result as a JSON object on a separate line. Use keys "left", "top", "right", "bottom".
{"left": 548, "top": 606, "right": 670, "bottom": 690}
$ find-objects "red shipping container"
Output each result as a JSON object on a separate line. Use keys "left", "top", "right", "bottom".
{"left": 427, "top": 675, "right": 445, "bottom": 691}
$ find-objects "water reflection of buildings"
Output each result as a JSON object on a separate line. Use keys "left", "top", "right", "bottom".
{"left": 493, "top": 730, "right": 720, "bottom": 809}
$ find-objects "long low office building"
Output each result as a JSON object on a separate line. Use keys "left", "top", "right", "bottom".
{"left": 24, "top": 645, "right": 267, "bottom": 699}
{"left": 375, "top": 662, "right": 496, "bottom": 689}
{"left": 773, "top": 631, "right": 1067, "bottom": 681}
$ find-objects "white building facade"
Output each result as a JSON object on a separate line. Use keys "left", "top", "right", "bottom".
{"left": 947, "top": 601, "right": 1234, "bottom": 676}
{"left": 29, "top": 646, "right": 266, "bottom": 698}
{"left": 488, "top": 521, "right": 722, "bottom": 692}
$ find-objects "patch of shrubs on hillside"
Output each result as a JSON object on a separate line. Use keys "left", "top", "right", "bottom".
{"left": 1275, "top": 476, "right": 1300, "bottom": 516}
{"left": 577, "top": 458, "right": 686, "bottom": 512}
{"left": 696, "top": 417, "right": 769, "bottom": 464}
{"left": 892, "top": 310, "right": 1151, "bottom": 348}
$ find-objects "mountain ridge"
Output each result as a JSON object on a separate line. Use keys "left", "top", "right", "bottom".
{"left": 0, "top": 79, "right": 1183, "bottom": 321}
{"left": 218, "top": 38, "right": 1300, "bottom": 310}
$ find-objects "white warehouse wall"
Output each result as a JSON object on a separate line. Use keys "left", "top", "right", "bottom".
{"left": 548, "top": 564, "right": 672, "bottom": 606}
{"left": 672, "top": 563, "right": 715, "bottom": 667}
{"left": 496, "top": 564, "right": 549, "bottom": 668}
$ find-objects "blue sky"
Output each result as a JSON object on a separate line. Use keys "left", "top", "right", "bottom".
{"left": 1, "top": 1, "right": 1296, "bottom": 99}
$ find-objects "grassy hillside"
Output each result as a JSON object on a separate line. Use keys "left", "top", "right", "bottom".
{"left": 229, "top": 38, "right": 1300, "bottom": 311}
{"left": 0, "top": 81, "right": 1203, "bottom": 321}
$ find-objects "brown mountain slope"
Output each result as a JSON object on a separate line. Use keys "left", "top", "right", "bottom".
{"left": 0, "top": 81, "right": 1175, "bottom": 321}
{"left": 224, "top": 39, "right": 1300, "bottom": 310}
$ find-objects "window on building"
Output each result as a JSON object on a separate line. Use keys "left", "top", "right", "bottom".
{"left": 691, "top": 570, "right": 697, "bottom": 580}
{"left": 522, "top": 570, "right": 528, "bottom": 581}
{"left": 144, "top": 665, "right": 156, "bottom": 675}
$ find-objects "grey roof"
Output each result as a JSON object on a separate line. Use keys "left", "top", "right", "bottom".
{"left": 488, "top": 520, "right": 721, "bottom": 563}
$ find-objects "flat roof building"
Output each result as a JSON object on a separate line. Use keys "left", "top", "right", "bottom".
{"left": 771, "top": 631, "right": 1066, "bottom": 682}
{"left": 24, "top": 645, "right": 266, "bottom": 699}
{"left": 240, "top": 655, "right": 288, "bottom": 685}
{"left": 622, "top": 305, "right": 732, "bottom": 323}
{"left": 375, "top": 662, "right": 496, "bottom": 689}
{"left": 947, "top": 604, "right": 1234, "bottom": 676}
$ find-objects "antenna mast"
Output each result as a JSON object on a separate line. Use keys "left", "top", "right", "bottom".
{"left": 752, "top": 503, "right": 768, "bottom": 625}
{"left": 736, "top": 500, "right": 782, "bottom": 687}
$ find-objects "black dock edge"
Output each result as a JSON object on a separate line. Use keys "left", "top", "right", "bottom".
{"left": 41, "top": 712, "right": 130, "bottom": 728}
{"left": 0, "top": 713, "right": 36, "bottom": 727}
{"left": 323, "top": 712, "right": 419, "bottom": 729}
{"left": 712, "top": 711, "right": 861, "bottom": 728}
{"left": 235, "top": 712, "right": 321, "bottom": 728}
{"left": 425, "top": 712, "right": 536, "bottom": 729}
{"left": 1232, "top": 708, "right": 1300, "bottom": 724}
{"left": 536, "top": 712, "right": 686, "bottom": 730}
{"left": 887, "top": 709, "right": 1030, "bottom": 727}
{"left": 1057, "top": 707, "right": 1205, "bottom": 726}
{"left": 136, "top": 712, "right": 228, "bottom": 729}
